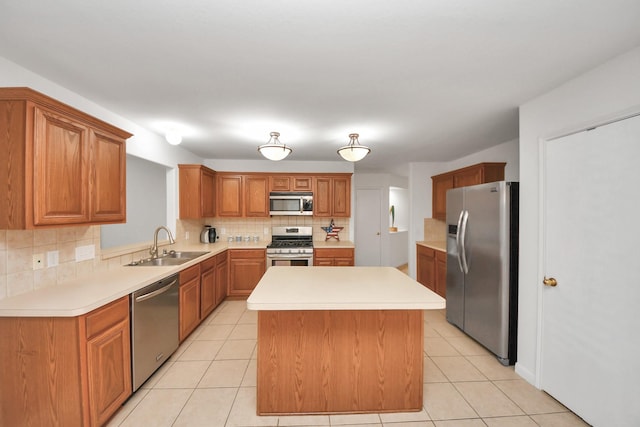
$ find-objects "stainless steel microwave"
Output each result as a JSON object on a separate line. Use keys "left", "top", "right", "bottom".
{"left": 269, "top": 192, "right": 313, "bottom": 216}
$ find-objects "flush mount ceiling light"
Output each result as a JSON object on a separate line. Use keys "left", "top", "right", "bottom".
{"left": 258, "top": 131, "right": 292, "bottom": 161}
{"left": 337, "top": 133, "right": 371, "bottom": 162}
{"left": 165, "top": 131, "right": 182, "bottom": 145}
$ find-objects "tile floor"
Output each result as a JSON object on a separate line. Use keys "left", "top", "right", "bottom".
{"left": 107, "top": 301, "right": 590, "bottom": 427}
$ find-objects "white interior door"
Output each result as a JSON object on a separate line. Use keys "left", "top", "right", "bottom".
{"left": 355, "top": 188, "right": 382, "bottom": 266}
{"left": 542, "top": 114, "right": 640, "bottom": 427}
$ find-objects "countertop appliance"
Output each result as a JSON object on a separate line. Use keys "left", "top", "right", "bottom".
{"left": 266, "top": 226, "right": 314, "bottom": 268}
{"left": 200, "top": 225, "right": 218, "bottom": 243}
{"left": 446, "top": 181, "right": 519, "bottom": 365}
{"left": 131, "top": 273, "right": 179, "bottom": 391}
{"left": 269, "top": 192, "right": 313, "bottom": 216}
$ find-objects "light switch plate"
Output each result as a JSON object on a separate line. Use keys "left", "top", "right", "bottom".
{"left": 47, "top": 250, "right": 59, "bottom": 267}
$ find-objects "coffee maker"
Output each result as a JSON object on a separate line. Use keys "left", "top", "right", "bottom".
{"left": 200, "top": 225, "right": 218, "bottom": 243}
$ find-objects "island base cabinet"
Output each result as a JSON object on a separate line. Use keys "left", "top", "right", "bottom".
{"left": 256, "top": 309, "right": 424, "bottom": 414}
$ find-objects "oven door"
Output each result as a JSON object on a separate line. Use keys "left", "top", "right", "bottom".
{"left": 266, "top": 253, "right": 313, "bottom": 268}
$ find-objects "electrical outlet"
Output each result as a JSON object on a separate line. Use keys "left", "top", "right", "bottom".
{"left": 185, "top": 231, "right": 190, "bottom": 240}
{"left": 32, "top": 254, "right": 44, "bottom": 270}
{"left": 220, "top": 228, "right": 226, "bottom": 235}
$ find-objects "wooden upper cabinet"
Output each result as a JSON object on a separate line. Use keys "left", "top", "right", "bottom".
{"left": 0, "top": 87, "right": 131, "bottom": 229}
{"left": 179, "top": 164, "right": 216, "bottom": 218}
{"left": 431, "top": 162, "right": 505, "bottom": 221}
{"left": 431, "top": 174, "right": 454, "bottom": 222}
{"left": 90, "top": 129, "right": 127, "bottom": 222}
{"left": 217, "top": 174, "right": 243, "bottom": 217}
{"left": 32, "top": 106, "right": 91, "bottom": 225}
{"left": 244, "top": 175, "right": 269, "bottom": 217}
{"left": 269, "top": 174, "right": 313, "bottom": 192}
{"left": 217, "top": 173, "right": 269, "bottom": 217}
{"left": 313, "top": 174, "right": 351, "bottom": 217}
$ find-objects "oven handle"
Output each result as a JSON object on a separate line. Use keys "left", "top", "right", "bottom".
{"left": 267, "top": 254, "right": 314, "bottom": 259}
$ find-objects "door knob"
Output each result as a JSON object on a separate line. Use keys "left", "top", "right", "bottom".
{"left": 543, "top": 276, "right": 558, "bottom": 287}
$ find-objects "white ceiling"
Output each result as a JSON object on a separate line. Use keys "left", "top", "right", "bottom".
{"left": 2, "top": 1, "right": 640, "bottom": 173}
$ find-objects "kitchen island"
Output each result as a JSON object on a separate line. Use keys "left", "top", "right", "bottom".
{"left": 246, "top": 266, "right": 445, "bottom": 415}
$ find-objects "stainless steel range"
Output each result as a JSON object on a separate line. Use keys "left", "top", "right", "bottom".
{"left": 266, "top": 226, "right": 314, "bottom": 268}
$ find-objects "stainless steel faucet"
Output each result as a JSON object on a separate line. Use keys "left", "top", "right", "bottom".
{"left": 150, "top": 226, "right": 176, "bottom": 258}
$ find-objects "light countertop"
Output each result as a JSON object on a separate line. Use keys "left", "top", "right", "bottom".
{"left": 0, "top": 240, "right": 356, "bottom": 318}
{"left": 312, "top": 240, "right": 355, "bottom": 249}
{"left": 0, "top": 243, "right": 229, "bottom": 317}
{"left": 247, "top": 266, "right": 445, "bottom": 311}
{"left": 417, "top": 240, "right": 446, "bottom": 252}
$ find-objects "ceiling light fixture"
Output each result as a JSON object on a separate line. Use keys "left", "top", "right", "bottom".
{"left": 337, "top": 133, "right": 371, "bottom": 162}
{"left": 165, "top": 131, "right": 182, "bottom": 145}
{"left": 258, "top": 131, "right": 292, "bottom": 161}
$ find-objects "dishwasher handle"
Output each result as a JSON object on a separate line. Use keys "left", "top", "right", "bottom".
{"left": 135, "top": 279, "right": 177, "bottom": 303}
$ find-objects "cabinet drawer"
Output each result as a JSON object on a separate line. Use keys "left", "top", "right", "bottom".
{"left": 200, "top": 256, "right": 216, "bottom": 271}
{"left": 180, "top": 264, "right": 201, "bottom": 284}
{"left": 229, "top": 249, "right": 266, "bottom": 259}
{"left": 85, "top": 296, "right": 129, "bottom": 339}
{"left": 314, "top": 248, "right": 354, "bottom": 258}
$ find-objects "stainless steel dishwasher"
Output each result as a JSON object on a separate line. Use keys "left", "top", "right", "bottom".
{"left": 131, "top": 273, "right": 179, "bottom": 391}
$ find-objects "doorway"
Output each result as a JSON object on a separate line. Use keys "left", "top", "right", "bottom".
{"left": 355, "top": 188, "right": 382, "bottom": 266}
{"left": 541, "top": 113, "right": 640, "bottom": 426}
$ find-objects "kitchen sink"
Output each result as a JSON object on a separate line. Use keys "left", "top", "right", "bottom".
{"left": 126, "top": 251, "right": 210, "bottom": 266}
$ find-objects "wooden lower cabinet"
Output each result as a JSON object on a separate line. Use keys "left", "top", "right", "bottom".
{"left": 179, "top": 254, "right": 230, "bottom": 342}
{"left": 314, "top": 247, "right": 355, "bottom": 266}
{"left": 199, "top": 256, "right": 216, "bottom": 319}
{"left": 435, "top": 250, "right": 447, "bottom": 298}
{"left": 416, "top": 245, "right": 446, "bottom": 298}
{"left": 179, "top": 264, "right": 201, "bottom": 342}
{"left": 228, "top": 249, "right": 266, "bottom": 297}
{"left": 416, "top": 245, "right": 436, "bottom": 292}
{"left": 215, "top": 251, "right": 228, "bottom": 305}
{"left": 0, "top": 296, "right": 131, "bottom": 427}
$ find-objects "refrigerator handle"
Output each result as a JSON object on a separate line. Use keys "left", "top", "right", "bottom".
{"left": 459, "top": 210, "right": 470, "bottom": 274}
{"left": 455, "top": 210, "right": 465, "bottom": 273}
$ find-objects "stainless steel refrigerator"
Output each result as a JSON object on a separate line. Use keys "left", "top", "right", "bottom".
{"left": 446, "top": 181, "right": 518, "bottom": 365}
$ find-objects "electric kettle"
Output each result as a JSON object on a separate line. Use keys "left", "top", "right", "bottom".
{"left": 200, "top": 225, "right": 218, "bottom": 243}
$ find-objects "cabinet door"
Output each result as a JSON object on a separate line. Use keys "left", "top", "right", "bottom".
{"left": 313, "top": 177, "right": 332, "bottom": 217}
{"left": 332, "top": 176, "right": 351, "bottom": 217}
{"left": 228, "top": 250, "right": 266, "bottom": 296}
{"left": 33, "top": 106, "right": 90, "bottom": 225}
{"left": 179, "top": 277, "right": 201, "bottom": 341}
{"left": 201, "top": 168, "right": 216, "bottom": 217}
{"left": 86, "top": 318, "right": 131, "bottom": 427}
{"left": 200, "top": 258, "right": 216, "bottom": 318}
{"left": 90, "top": 129, "right": 126, "bottom": 223}
{"left": 270, "top": 175, "right": 290, "bottom": 191}
{"left": 217, "top": 174, "right": 243, "bottom": 217}
{"left": 216, "top": 255, "right": 228, "bottom": 306}
{"left": 244, "top": 175, "right": 269, "bottom": 217}
{"left": 292, "top": 176, "right": 312, "bottom": 191}
{"left": 435, "top": 250, "right": 447, "bottom": 298}
{"left": 416, "top": 245, "right": 436, "bottom": 291}
{"left": 453, "top": 167, "right": 483, "bottom": 188}
{"left": 431, "top": 174, "right": 454, "bottom": 221}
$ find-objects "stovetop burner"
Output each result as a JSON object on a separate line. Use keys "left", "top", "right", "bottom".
{"left": 267, "top": 226, "right": 313, "bottom": 252}
{"left": 267, "top": 240, "right": 313, "bottom": 249}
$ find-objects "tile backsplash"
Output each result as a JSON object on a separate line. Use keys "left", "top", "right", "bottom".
{"left": 424, "top": 218, "right": 446, "bottom": 241}
{"left": 0, "top": 217, "right": 350, "bottom": 301}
